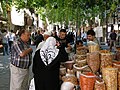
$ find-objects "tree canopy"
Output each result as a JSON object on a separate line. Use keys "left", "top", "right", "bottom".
{"left": 1, "top": 0, "right": 119, "bottom": 26}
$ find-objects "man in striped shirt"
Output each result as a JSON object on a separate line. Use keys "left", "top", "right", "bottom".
{"left": 10, "top": 29, "right": 33, "bottom": 90}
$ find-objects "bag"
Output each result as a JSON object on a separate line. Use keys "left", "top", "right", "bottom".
{"left": 80, "top": 72, "right": 96, "bottom": 90}
{"left": 29, "top": 78, "right": 35, "bottom": 90}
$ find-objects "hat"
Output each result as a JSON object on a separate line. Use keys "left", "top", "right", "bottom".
{"left": 43, "top": 31, "right": 52, "bottom": 36}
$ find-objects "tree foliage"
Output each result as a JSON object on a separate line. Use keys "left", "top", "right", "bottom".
{"left": 1, "top": 0, "right": 119, "bottom": 26}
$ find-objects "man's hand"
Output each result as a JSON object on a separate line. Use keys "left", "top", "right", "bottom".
{"left": 0, "top": 45, "right": 3, "bottom": 48}
{"left": 20, "top": 48, "right": 33, "bottom": 57}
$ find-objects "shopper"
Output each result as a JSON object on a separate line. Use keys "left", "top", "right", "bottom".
{"left": 57, "top": 29, "right": 72, "bottom": 53}
{"left": 32, "top": 37, "right": 68, "bottom": 90}
{"left": 10, "top": 29, "right": 33, "bottom": 90}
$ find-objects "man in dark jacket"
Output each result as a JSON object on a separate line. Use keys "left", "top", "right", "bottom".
{"left": 34, "top": 30, "right": 44, "bottom": 47}
{"left": 109, "top": 30, "right": 117, "bottom": 51}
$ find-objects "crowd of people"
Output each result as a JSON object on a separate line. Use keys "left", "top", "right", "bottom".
{"left": 0, "top": 29, "right": 16, "bottom": 55}
{"left": 0, "top": 26, "right": 118, "bottom": 90}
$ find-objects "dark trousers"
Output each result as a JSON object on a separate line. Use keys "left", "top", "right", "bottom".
{"left": 3, "top": 43, "right": 8, "bottom": 55}
{"left": 110, "top": 40, "right": 116, "bottom": 51}
{"left": 8, "top": 41, "right": 13, "bottom": 53}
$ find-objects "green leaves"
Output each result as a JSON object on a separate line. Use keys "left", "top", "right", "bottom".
{"left": 1, "top": 0, "right": 119, "bottom": 26}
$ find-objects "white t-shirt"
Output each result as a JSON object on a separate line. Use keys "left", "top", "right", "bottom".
{"left": 8, "top": 33, "right": 16, "bottom": 41}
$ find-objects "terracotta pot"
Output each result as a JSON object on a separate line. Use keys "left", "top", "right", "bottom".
{"left": 60, "top": 67, "right": 66, "bottom": 76}
{"left": 62, "top": 75, "right": 78, "bottom": 85}
{"left": 65, "top": 61, "right": 74, "bottom": 70}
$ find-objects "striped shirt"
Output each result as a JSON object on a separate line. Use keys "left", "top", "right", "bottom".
{"left": 11, "top": 38, "right": 32, "bottom": 69}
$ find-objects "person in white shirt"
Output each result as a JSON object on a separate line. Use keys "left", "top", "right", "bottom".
{"left": 8, "top": 30, "right": 16, "bottom": 53}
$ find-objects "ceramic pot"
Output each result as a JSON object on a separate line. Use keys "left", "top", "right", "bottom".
{"left": 61, "top": 82, "right": 74, "bottom": 90}
{"left": 60, "top": 67, "right": 66, "bottom": 76}
{"left": 65, "top": 61, "right": 74, "bottom": 70}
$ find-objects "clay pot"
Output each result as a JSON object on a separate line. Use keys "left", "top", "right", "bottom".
{"left": 73, "top": 64, "right": 91, "bottom": 72}
{"left": 65, "top": 61, "right": 74, "bottom": 70}
{"left": 61, "top": 82, "right": 74, "bottom": 90}
{"left": 75, "top": 59, "right": 87, "bottom": 67}
{"left": 62, "top": 75, "right": 78, "bottom": 85}
{"left": 60, "top": 67, "right": 66, "bottom": 76}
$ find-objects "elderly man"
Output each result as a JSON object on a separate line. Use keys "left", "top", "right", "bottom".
{"left": 10, "top": 29, "right": 33, "bottom": 90}
{"left": 36, "top": 31, "right": 52, "bottom": 51}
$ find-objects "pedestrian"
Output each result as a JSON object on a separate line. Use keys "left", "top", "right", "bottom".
{"left": 109, "top": 30, "right": 117, "bottom": 51}
{"left": 81, "top": 29, "right": 87, "bottom": 45}
{"left": 10, "top": 29, "right": 33, "bottom": 90}
{"left": 32, "top": 37, "right": 68, "bottom": 90}
{"left": 2, "top": 29, "right": 9, "bottom": 55}
{"left": 8, "top": 30, "right": 16, "bottom": 53}
{"left": 0, "top": 36, "right": 3, "bottom": 48}
{"left": 34, "top": 30, "right": 44, "bottom": 47}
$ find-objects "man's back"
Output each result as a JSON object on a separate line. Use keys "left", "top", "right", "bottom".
{"left": 110, "top": 32, "right": 117, "bottom": 40}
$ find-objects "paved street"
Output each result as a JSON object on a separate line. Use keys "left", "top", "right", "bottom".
{"left": 0, "top": 55, "right": 10, "bottom": 90}
{"left": 0, "top": 46, "right": 36, "bottom": 90}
